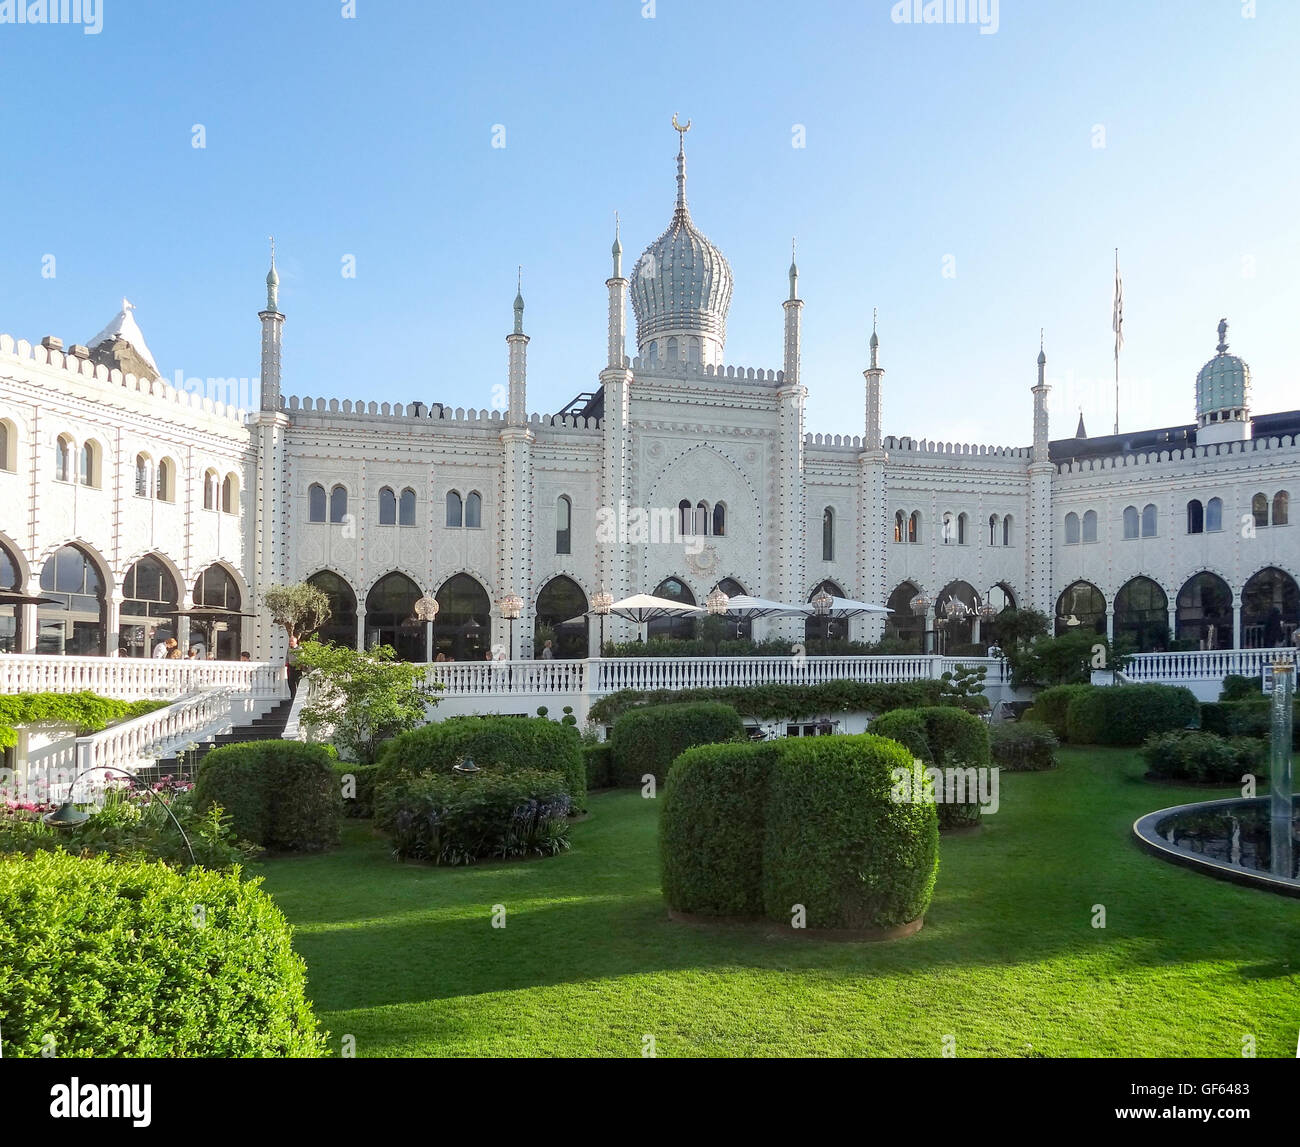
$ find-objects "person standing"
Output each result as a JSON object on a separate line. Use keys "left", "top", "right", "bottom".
{"left": 541, "top": 640, "right": 554, "bottom": 660}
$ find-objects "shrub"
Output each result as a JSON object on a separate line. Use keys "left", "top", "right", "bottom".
{"left": 375, "top": 716, "right": 586, "bottom": 812}
{"left": 609, "top": 702, "right": 744, "bottom": 787}
{"left": 1023, "top": 684, "right": 1094, "bottom": 741}
{"left": 333, "top": 763, "right": 379, "bottom": 818}
{"left": 1140, "top": 730, "right": 1268, "bottom": 784}
{"left": 194, "top": 741, "right": 341, "bottom": 851}
{"left": 582, "top": 742, "right": 614, "bottom": 790}
{"left": 589, "top": 680, "right": 947, "bottom": 726}
{"left": 990, "top": 720, "right": 1058, "bottom": 771}
{"left": 1200, "top": 700, "right": 1300, "bottom": 748}
{"left": 379, "top": 768, "right": 572, "bottom": 865}
{"left": 867, "top": 710, "right": 932, "bottom": 763}
{"left": 762, "top": 735, "right": 939, "bottom": 930}
{"left": 0, "top": 692, "right": 169, "bottom": 750}
{"left": 915, "top": 706, "right": 990, "bottom": 829}
{"left": 0, "top": 786, "right": 255, "bottom": 871}
{"left": 0, "top": 850, "right": 327, "bottom": 1056}
{"left": 660, "top": 741, "right": 783, "bottom": 916}
{"left": 1220, "top": 674, "right": 1259, "bottom": 702}
{"left": 1064, "top": 684, "right": 1199, "bottom": 746}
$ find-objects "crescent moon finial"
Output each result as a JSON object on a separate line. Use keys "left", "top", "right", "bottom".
{"left": 672, "top": 113, "right": 691, "bottom": 136}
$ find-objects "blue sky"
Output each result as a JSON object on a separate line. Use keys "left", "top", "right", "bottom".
{"left": 0, "top": 0, "right": 1295, "bottom": 446}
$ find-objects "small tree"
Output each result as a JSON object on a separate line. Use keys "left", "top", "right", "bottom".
{"left": 264, "top": 583, "right": 332, "bottom": 644}
{"left": 939, "top": 663, "right": 989, "bottom": 713}
{"left": 294, "top": 639, "right": 440, "bottom": 764}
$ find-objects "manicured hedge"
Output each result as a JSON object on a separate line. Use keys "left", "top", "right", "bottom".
{"left": 332, "top": 763, "right": 379, "bottom": 819}
{"left": 609, "top": 702, "right": 744, "bottom": 787}
{"left": 1200, "top": 700, "right": 1300, "bottom": 748}
{"left": 1140, "top": 730, "right": 1268, "bottom": 784}
{"left": 0, "top": 692, "right": 169, "bottom": 750}
{"left": 375, "top": 716, "right": 586, "bottom": 812}
{"left": 871, "top": 707, "right": 990, "bottom": 828}
{"left": 990, "top": 720, "right": 1058, "bottom": 771}
{"left": 1064, "top": 684, "right": 1199, "bottom": 746}
{"left": 1219, "top": 674, "right": 1259, "bottom": 702}
{"left": 194, "top": 740, "right": 341, "bottom": 851}
{"left": 0, "top": 850, "right": 327, "bottom": 1057}
{"left": 1023, "top": 684, "right": 1094, "bottom": 741}
{"left": 659, "top": 735, "right": 939, "bottom": 930}
{"left": 867, "top": 710, "right": 932, "bottom": 763}
{"left": 589, "top": 680, "right": 947, "bottom": 726}
{"left": 659, "top": 741, "right": 782, "bottom": 916}
{"left": 378, "top": 768, "right": 572, "bottom": 865}
{"left": 762, "top": 735, "right": 940, "bottom": 929}
{"left": 582, "top": 742, "right": 614, "bottom": 790}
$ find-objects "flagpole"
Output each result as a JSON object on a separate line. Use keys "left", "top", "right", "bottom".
{"left": 1114, "top": 248, "right": 1120, "bottom": 436}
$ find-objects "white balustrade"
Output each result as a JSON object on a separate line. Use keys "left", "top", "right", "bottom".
{"left": 1125, "top": 648, "right": 1298, "bottom": 682}
{"left": 71, "top": 689, "right": 238, "bottom": 780}
{"left": 0, "top": 655, "right": 286, "bottom": 700}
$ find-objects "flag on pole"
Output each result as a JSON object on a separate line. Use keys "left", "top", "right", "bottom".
{"left": 1112, "top": 252, "right": 1123, "bottom": 360}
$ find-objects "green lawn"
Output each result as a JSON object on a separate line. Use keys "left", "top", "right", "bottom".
{"left": 255, "top": 748, "right": 1300, "bottom": 1057}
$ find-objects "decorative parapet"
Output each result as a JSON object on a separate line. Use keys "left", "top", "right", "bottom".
{"left": 629, "top": 357, "right": 785, "bottom": 384}
{"left": 0, "top": 333, "right": 248, "bottom": 427}
{"left": 282, "top": 395, "right": 603, "bottom": 432}
{"left": 1054, "top": 434, "right": 1300, "bottom": 475}
{"left": 805, "top": 432, "right": 864, "bottom": 450}
{"left": 880, "top": 435, "right": 1033, "bottom": 459}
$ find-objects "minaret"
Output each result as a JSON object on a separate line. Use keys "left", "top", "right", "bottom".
{"left": 599, "top": 216, "right": 635, "bottom": 647}
{"left": 500, "top": 272, "right": 535, "bottom": 657}
{"left": 858, "top": 310, "right": 888, "bottom": 641}
{"left": 1027, "top": 336, "right": 1055, "bottom": 620}
{"left": 607, "top": 214, "right": 627, "bottom": 369}
{"left": 259, "top": 238, "right": 284, "bottom": 412}
{"left": 252, "top": 239, "right": 291, "bottom": 660}
{"left": 776, "top": 243, "right": 807, "bottom": 641}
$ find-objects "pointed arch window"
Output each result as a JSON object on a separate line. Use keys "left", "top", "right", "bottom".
{"left": 1186, "top": 499, "right": 1204, "bottom": 534}
{"left": 1002, "top": 514, "right": 1013, "bottom": 546}
{"left": 308, "top": 483, "right": 327, "bottom": 522}
{"left": 1274, "top": 490, "right": 1289, "bottom": 526}
{"left": 988, "top": 514, "right": 999, "bottom": 546}
{"left": 713, "top": 502, "right": 726, "bottom": 537}
{"left": 1252, "top": 492, "right": 1268, "bottom": 528}
{"left": 556, "top": 495, "right": 572, "bottom": 555}
{"left": 1122, "top": 505, "right": 1139, "bottom": 539}
{"left": 222, "top": 473, "right": 239, "bottom": 515}
{"left": 1082, "top": 509, "right": 1098, "bottom": 543}
{"left": 1206, "top": 497, "right": 1223, "bottom": 532}
{"left": 156, "top": 458, "right": 175, "bottom": 502}
{"left": 399, "top": 487, "right": 416, "bottom": 526}
{"left": 204, "top": 469, "right": 220, "bottom": 511}
{"left": 1065, "top": 512, "right": 1080, "bottom": 545}
{"left": 679, "top": 499, "right": 692, "bottom": 536}
{"left": 446, "top": 490, "right": 463, "bottom": 528}
{"left": 823, "top": 507, "right": 835, "bottom": 561}
{"left": 695, "top": 500, "right": 709, "bottom": 536}
{"left": 134, "top": 453, "right": 153, "bottom": 499}
{"left": 957, "top": 512, "right": 968, "bottom": 545}
{"left": 1140, "top": 503, "right": 1156, "bottom": 538}
{"left": 894, "top": 510, "right": 905, "bottom": 544}
{"left": 329, "top": 484, "right": 347, "bottom": 523}
{"left": 908, "top": 510, "right": 920, "bottom": 544}
{"left": 379, "top": 487, "right": 397, "bottom": 525}
{"left": 465, "top": 491, "right": 482, "bottom": 528}
{"left": 55, "top": 435, "right": 73, "bottom": 482}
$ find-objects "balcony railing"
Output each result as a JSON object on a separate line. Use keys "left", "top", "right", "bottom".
{"left": 1124, "top": 648, "right": 1298, "bottom": 682}
{"left": 0, "top": 655, "right": 287, "bottom": 700}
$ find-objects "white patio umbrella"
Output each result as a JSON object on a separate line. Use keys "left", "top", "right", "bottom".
{"left": 600, "top": 593, "right": 704, "bottom": 642}
{"left": 711, "top": 594, "right": 812, "bottom": 619}
{"left": 817, "top": 595, "right": 892, "bottom": 618}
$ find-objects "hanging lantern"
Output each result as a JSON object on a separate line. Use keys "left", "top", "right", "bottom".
{"left": 812, "top": 589, "right": 833, "bottom": 616}
{"left": 706, "top": 588, "right": 730, "bottom": 615}
{"left": 909, "top": 592, "right": 932, "bottom": 617}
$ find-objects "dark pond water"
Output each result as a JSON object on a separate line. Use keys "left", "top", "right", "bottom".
{"left": 1156, "top": 801, "right": 1300, "bottom": 881}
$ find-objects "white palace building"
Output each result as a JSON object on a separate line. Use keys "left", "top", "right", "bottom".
{"left": 1, "top": 126, "right": 1297, "bottom": 683}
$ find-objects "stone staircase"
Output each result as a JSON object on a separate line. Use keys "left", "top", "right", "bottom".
{"left": 132, "top": 695, "right": 296, "bottom": 786}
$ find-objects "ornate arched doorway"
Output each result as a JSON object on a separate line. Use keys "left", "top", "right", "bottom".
{"left": 884, "top": 581, "right": 923, "bottom": 649}
{"left": 191, "top": 565, "right": 244, "bottom": 659}
{"left": 535, "top": 576, "right": 588, "bottom": 659}
{"left": 1055, "top": 581, "right": 1106, "bottom": 637}
{"left": 119, "top": 555, "right": 179, "bottom": 657}
{"left": 366, "top": 572, "right": 423, "bottom": 662}
{"left": 38, "top": 545, "right": 108, "bottom": 655}
{"left": 1241, "top": 567, "right": 1300, "bottom": 648}
{"left": 648, "top": 577, "right": 696, "bottom": 641}
{"left": 0, "top": 540, "right": 22, "bottom": 653}
{"left": 308, "top": 570, "right": 359, "bottom": 649}
{"left": 1175, "top": 572, "right": 1232, "bottom": 651}
{"left": 1114, "top": 576, "right": 1169, "bottom": 652}
{"left": 434, "top": 574, "right": 491, "bottom": 661}
{"left": 804, "top": 580, "right": 845, "bottom": 643}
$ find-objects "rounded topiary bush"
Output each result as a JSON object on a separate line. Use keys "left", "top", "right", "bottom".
{"left": 1140, "top": 730, "right": 1267, "bottom": 784}
{"left": 1064, "top": 684, "right": 1199, "bottom": 746}
{"left": 1023, "top": 684, "right": 1094, "bottom": 741}
{"left": 332, "top": 762, "right": 379, "bottom": 818}
{"left": 375, "top": 715, "right": 586, "bottom": 814}
{"left": 660, "top": 741, "right": 783, "bottom": 916}
{"left": 867, "top": 709, "right": 932, "bottom": 763}
{"left": 990, "top": 720, "right": 1058, "bottom": 771}
{"left": 582, "top": 742, "right": 614, "bottom": 790}
{"left": 762, "top": 735, "right": 939, "bottom": 930}
{"left": 0, "top": 850, "right": 327, "bottom": 1057}
{"left": 609, "top": 702, "right": 744, "bottom": 787}
{"left": 194, "top": 740, "right": 341, "bottom": 851}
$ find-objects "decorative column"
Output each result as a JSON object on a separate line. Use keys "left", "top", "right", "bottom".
{"left": 1027, "top": 344, "right": 1055, "bottom": 618}
{"left": 598, "top": 227, "right": 633, "bottom": 649}
{"left": 253, "top": 246, "right": 290, "bottom": 662}
{"left": 500, "top": 277, "right": 535, "bottom": 660}
{"left": 858, "top": 313, "right": 887, "bottom": 643}
{"left": 778, "top": 250, "right": 807, "bottom": 643}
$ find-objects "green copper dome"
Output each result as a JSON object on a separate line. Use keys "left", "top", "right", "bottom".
{"left": 1196, "top": 318, "right": 1250, "bottom": 416}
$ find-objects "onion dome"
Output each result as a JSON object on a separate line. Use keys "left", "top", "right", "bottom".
{"left": 630, "top": 120, "right": 733, "bottom": 367}
{"left": 1196, "top": 318, "right": 1250, "bottom": 422}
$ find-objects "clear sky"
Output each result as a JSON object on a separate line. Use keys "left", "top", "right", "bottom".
{"left": 0, "top": 0, "right": 1295, "bottom": 446}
